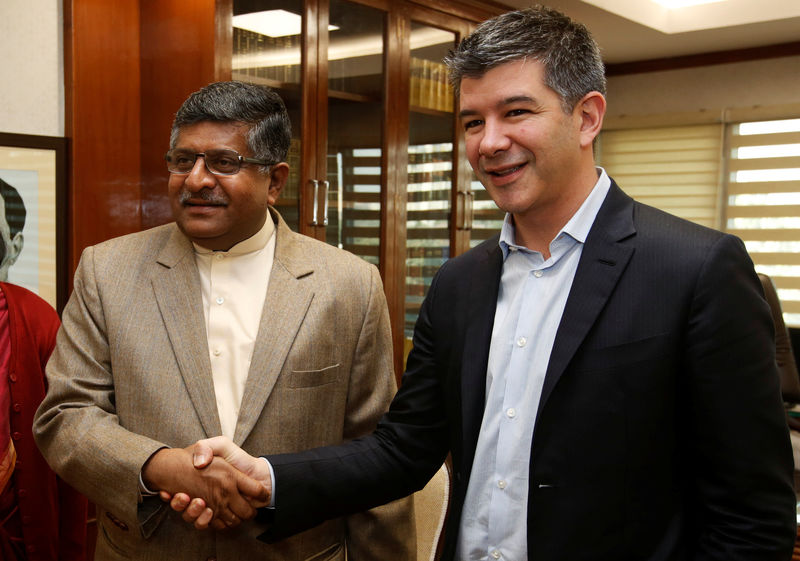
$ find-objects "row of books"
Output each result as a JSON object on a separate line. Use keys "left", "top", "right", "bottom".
{"left": 233, "top": 27, "right": 302, "bottom": 84}
{"left": 410, "top": 57, "right": 454, "bottom": 113}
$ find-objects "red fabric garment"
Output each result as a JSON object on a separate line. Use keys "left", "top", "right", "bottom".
{"left": 1, "top": 283, "right": 87, "bottom": 561}
{"left": 0, "top": 287, "right": 25, "bottom": 560}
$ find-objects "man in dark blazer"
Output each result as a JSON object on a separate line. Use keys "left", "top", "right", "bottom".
{"left": 173, "top": 7, "right": 797, "bottom": 560}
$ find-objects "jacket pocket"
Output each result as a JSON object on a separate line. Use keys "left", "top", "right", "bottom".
{"left": 289, "top": 363, "right": 341, "bottom": 388}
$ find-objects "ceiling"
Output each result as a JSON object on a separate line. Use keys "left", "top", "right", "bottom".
{"left": 497, "top": 0, "right": 800, "bottom": 64}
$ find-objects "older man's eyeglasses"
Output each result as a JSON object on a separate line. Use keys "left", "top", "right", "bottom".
{"left": 165, "top": 149, "right": 272, "bottom": 176}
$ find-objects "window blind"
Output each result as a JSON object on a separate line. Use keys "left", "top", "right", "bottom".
{"left": 597, "top": 124, "right": 724, "bottom": 229}
{"left": 726, "top": 118, "right": 800, "bottom": 326}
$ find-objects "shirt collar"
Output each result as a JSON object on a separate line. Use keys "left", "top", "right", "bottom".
{"left": 192, "top": 212, "right": 276, "bottom": 256}
{"left": 499, "top": 167, "right": 611, "bottom": 259}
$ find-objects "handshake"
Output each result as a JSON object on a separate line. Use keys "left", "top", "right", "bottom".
{"left": 142, "top": 436, "right": 267, "bottom": 531}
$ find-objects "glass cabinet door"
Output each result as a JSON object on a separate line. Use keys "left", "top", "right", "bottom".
{"left": 324, "top": 0, "right": 386, "bottom": 267}
{"left": 468, "top": 171, "right": 506, "bottom": 247}
{"left": 232, "top": 0, "right": 304, "bottom": 230}
{"left": 405, "top": 22, "right": 457, "bottom": 343}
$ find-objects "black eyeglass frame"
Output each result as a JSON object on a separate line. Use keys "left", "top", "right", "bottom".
{"left": 164, "top": 149, "right": 274, "bottom": 176}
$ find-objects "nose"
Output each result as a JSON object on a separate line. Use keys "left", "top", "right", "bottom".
{"left": 478, "top": 119, "right": 511, "bottom": 157}
{"left": 183, "top": 156, "right": 217, "bottom": 191}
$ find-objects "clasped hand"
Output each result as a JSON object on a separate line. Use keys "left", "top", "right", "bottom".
{"left": 144, "top": 437, "right": 269, "bottom": 531}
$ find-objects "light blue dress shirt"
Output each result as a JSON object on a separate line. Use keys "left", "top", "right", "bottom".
{"left": 455, "top": 169, "right": 611, "bottom": 561}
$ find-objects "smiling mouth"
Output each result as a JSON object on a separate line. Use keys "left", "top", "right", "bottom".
{"left": 488, "top": 163, "right": 525, "bottom": 177}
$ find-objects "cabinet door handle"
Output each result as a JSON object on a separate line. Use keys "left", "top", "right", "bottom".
{"left": 310, "top": 179, "right": 320, "bottom": 226}
{"left": 321, "top": 180, "right": 330, "bottom": 226}
{"left": 457, "top": 191, "right": 474, "bottom": 231}
{"left": 465, "top": 191, "right": 474, "bottom": 231}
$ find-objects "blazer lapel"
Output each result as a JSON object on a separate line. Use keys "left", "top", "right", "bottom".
{"left": 537, "top": 182, "right": 637, "bottom": 417}
{"left": 151, "top": 226, "right": 222, "bottom": 438}
{"left": 460, "top": 238, "right": 503, "bottom": 468}
{"left": 234, "top": 214, "right": 315, "bottom": 444}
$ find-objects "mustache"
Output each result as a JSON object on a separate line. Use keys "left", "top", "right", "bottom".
{"left": 178, "top": 189, "right": 228, "bottom": 205}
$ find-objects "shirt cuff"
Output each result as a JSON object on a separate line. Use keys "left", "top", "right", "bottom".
{"left": 261, "top": 457, "right": 275, "bottom": 507}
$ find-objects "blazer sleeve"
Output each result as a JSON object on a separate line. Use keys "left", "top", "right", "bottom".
{"left": 260, "top": 262, "right": 453, "bottom": 543}
{"left": 685, "top": 233, "right": 796, "bottom": 559}
{"left": 32, "top": 246, "right": 167, "bottom": 533}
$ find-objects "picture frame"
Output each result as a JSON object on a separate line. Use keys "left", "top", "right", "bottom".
{"left": 0, "top": 132, "right": 67, "bottom": 312}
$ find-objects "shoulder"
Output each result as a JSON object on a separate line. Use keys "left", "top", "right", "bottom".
{"left": 275, "top": 223, "right": 378, "bottom": 282}
{"left": 1, "top": 282, "right": 57, "bottom": 319}
{"left": 77, "top": 223, "right": 183, "bottom": 273}
{"left": 89, "top": 223, "right": 178, "bottom": 257}
{"left": 437, "top": 234, "right": 501, "bottom": 280}
{"left": 0, "top": 282, "right": 60, "bottom": 345}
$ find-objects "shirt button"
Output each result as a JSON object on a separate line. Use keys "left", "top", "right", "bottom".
{"left": 497, "top": 479, "right": 507, "bottom": 489}
{"left": 215, "top": 296, "right": 224, "bottom": 305}
{"left": 516, "top": 336, "right": 527, "bottom": 347}
{"left": 506, "top": 408, "right": 516, "bottom": 418}
{"left": 491, "top": 550, "right": 501, "bottom": 559}
{"left": 533, "top": 270, "right": 543, "bottom": 278}
{"left": 215, "top": 254, "right": 224, "bottom": 260}
{"left": 213, "top": 349, "right": 221, "bottom": 357}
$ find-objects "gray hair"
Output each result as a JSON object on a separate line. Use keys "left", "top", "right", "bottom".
{"left": 170, "top": 81, "right": 292, "bottom": 167}
{"left": 444, "top": 6, "right": 606, "bottom": 113}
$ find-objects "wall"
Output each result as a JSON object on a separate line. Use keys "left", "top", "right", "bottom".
{"left": 606, "top": 55, "right": 800, "bottom": 122}
{"left": 0, "top": 0, "right": 63, "bottom": 136}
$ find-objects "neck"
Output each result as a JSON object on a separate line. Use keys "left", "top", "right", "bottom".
{"left": 512, "top": 167, "right": 599, "bottom": 258}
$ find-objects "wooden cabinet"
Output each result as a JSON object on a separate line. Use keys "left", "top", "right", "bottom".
{"left": 226, "top": 0, "right": 507, "bottom": 377}
{"left": 64, "top": 0, "right": 507, "bottom": 382}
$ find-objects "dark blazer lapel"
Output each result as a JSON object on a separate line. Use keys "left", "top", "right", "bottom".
{"left": 234, "top": 214, "right": 314, "bottom": 444}
{"left": 152, "top": 226, "right": 222, "bottom": 438}
{"left": 537, "top": 182, "right": 636, "bottom": 417}
{"left": 460, "top": 238, "right": 503, "bottom": 467}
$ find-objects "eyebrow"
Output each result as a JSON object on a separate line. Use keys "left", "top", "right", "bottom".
{"left": 458, "top": 95, "right": 538, "bottom": 118}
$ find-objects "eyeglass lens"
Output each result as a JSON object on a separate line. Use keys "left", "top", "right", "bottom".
{"left": 165, "top": 149, "right": 244, "bottom": 175}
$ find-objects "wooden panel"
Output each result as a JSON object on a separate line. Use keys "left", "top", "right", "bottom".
{"left": 383, "top": 8, "right": 411, "bottom": 381}
{"left": 139, "top": 0, "right": 229, "bottom": 230}
{"left": 407, "top": 0, "right": 506, "bottom": 22}
{"left": 66, "top": 0, "right": 143, "bottom": 276}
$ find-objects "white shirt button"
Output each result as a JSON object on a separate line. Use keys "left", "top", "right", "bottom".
{"left": 516, "top": 336, "right": 527, "bottom": 347}
{"left": 506, "top": 408, "right": 516, "bottom": 418}
{"left": 533, "top": 270, "right": 543, "bottom": 278}
{"left": 491, "top": 550, "right": 501, "bottom": 559}
{"left": 215, "top": 253, "right": 225, "bottom": 260}
{"left": 212, "top": 349, "right": 221, "bottom": 356}
{"left": 216, "top": 296, "right": 225, "bottom": 305}
{"left": 497, "top": 479, "right": 507, "bottom": 489}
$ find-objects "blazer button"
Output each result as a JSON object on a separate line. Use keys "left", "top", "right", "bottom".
{"left": 17, "top": 489, "right": 27, "bottom": 498}
{"left": 26, "top": 545, "right": 36, "bottom": 554}
{"left": 11, "top": 432, "right": 22, "bottom": 441}
{"left": 22, "top": 515, "right": 32, "bottom": 525}
{"left": 12, "top": 403, "right": 21, "bottom": 412}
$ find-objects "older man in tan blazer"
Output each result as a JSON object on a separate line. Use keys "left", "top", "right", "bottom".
{"left": 33, "top": 81, "right": 414, "bottom": 561}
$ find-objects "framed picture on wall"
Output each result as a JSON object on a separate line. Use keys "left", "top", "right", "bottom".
{"left": 0, "top": 132, "right": 66, "bottom": 312}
